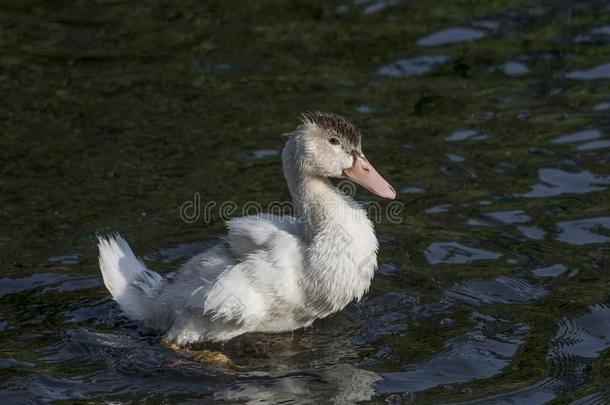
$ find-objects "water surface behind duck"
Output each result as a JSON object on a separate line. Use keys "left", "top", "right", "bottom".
{"left": 1, "top": 0, "right": 610, "bottom": 403}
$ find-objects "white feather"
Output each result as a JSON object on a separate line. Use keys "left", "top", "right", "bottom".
{"left": 225, "top": 213, "right": 299, "bottom": 258}
{"left": 97, "top": 234, "right": 164, "bottom": 322}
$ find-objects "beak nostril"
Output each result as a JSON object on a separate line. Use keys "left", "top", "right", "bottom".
{"left": 363, "top": 167, "right": 370, "bottom": 173}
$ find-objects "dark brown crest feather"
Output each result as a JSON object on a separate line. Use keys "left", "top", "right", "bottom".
{"left": 301, "top": 112, "right": 361, "bottom": 146}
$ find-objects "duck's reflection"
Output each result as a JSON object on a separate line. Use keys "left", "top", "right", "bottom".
{"left": 209, "top": 316, "right": 382, "bottom": 404}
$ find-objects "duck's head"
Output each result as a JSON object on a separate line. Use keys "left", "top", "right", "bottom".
{"left": 290, "top": 112, "right": 396, "bottom": 199}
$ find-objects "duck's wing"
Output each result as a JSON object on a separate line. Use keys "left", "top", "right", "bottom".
{"left": 163, "top": 214, "right": 305, "bottom": 343}
{"left": 202, "top": 228, "right": 305, "bottom": 331}
{"left": 168, "top": 226, "right": 305, "bottom": 342}
{"left": 225, "top": 213, "right": 301, "bottom": 259}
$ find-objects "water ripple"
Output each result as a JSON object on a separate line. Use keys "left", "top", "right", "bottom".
{"left": 417, "top": 27, "right": 487, "bottom": 47}
{"left": 547, "top": 304, "right": 610, "bottom": 390}
{"left": 445, "top": 276, "right": 546, "bottom": 306}
{"left": 424, "top": 242, "right": 502, "bottom": 265}
{"left": 520, "top": 169, "right": 610, "bottom": 198}
{"left": 556, "top": 217, "right": 610, "bottom": 245}
{"left": 551, "top": 129, "right": 602, "bottom": 144}
{"left": 0, "top": 273, "right": 68, "bottom": 297}
{"left": 376, "top": 55, "right": 450, "bottom": 78}
{"left": 377, "top": 323, "right": 529, "bottom": 394}
{"left": 566, "top": 62, "right": 610, "bottom": 80}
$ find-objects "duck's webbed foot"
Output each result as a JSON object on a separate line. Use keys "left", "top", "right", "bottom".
{"left": 163, "top": 340, "right": 233, "bottom": 367}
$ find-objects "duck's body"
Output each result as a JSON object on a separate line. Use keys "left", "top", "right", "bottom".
{"left": 98, "top": 113, "right": 395, "bottom": 345}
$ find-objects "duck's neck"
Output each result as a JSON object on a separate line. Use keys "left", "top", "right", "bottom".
{"left": 282, "top": 138, "right": 346, "bottom": 239}
{"left": 282, "top": 138, "right": 378, "bottom": 311}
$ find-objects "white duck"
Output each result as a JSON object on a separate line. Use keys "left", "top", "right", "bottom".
{"left": 98, "top": 112, "right": 396, "bottom": 346}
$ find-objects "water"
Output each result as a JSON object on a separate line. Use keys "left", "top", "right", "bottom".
{"left": 1, "top": 0, "right": 610, "bottom": 403}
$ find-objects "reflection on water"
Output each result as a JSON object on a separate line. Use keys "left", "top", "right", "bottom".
{"left": 246, "top": 149, "right": 280, "bottom": 159}
{"left": 337, "top": 0, "right": 400, "bottom": 16}
{"left": 552, "top": 129, "right": 601, "bottom": 144}
{"left": 424, "top": 242, "right": 502, "bottom": 265}
{"left": 518, "top": 225, "right": 546, "bottom": 240}
{"left": 416, "top": 27, "right": 487, "bottom": 47}
{"left": 520, "top": 168, "right": 610, "bottom": 198}
{"left": 377, "top": 56, "right": 450, "bottom": 78}
{"left": 447, "top": 153, "right": 466, "bottom": 163}
{"left": 485, "top": 209, "right": 530, "bottom": 224}
{"left": 446, "top": 129, "right": 489, "bottom": 142}
{"left": 0, "top": 273, "right": 68, "bottom": 297}
{"left": 570, "top": 391, "right": 610, "bottom": 405}
{"left": 2, "top": 0, "right": 610, "bottom": 403}
{"left": 566, "top": 62, "right": 610, "bottom": 80}
{"left": 400, "top": 186, "right": 425, "bottom": 194}
{"left": 48, "top": 254, "right": 80, "bottom": 265}
{"left": 556, "top": 217, "right": 610, "bottom": 245}
{"left": 445, "top": 276, "right": 546, "bottom": 306}
{"left": 533, "top": 264, "right": 567, "bottom": 278}
{"left": 501, "top": 61, "right": 529, "bottom": 76}
{"left": 550, "top": 128, "right": 610, "bottom": 151}
{"left": 549, "top": 305, "right": 610, "bottom": 360}
{"left": 593, "top": 101, "right": 610, "bottom": 111}
{"left": 578, "top": 139, "right": 610, "bottom": 151}
{"left": 378, "top": 322, "right": 529, "bottom": 393}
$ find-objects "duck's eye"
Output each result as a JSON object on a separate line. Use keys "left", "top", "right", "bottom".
{"left": 329, "top": 137, "right": 340, "bottom": 145}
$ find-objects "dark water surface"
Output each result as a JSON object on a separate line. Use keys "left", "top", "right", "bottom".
{"left": 1, "top": 0, "right": 610, "bottom": 403}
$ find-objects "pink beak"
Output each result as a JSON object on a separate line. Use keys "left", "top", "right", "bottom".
{"left": 343, "top": 153, "right": 396, "bottom": 199}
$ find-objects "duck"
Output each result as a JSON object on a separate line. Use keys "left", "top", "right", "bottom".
{"left": 97, "top": 112, "right": 396, "bottom": 346}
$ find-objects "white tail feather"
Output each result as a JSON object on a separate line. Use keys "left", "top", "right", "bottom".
{"left": 97, "top": 234, "right": 163, "bottom": 321}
